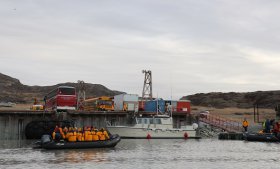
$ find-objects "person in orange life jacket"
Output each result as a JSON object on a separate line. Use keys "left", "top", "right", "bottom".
{"left": 76, "top": 127, "right": 84, "bottom": 142}
{"left": 66, "top": 127, "right": 77, "bottom": 142}
{"left": 92, "top": 129, "right": 99, "bottom": 141}
{"left": 242, "top": 118, "right": 249, "bottom": 132}
{"left": 97, "top": 129, "right": 105, "bottom": 141}
{"left": 63, "top": 126, "right": 68, "bottom": 135}
{"left": 84, "top": 127, "right": 93, "bottom": 141}
{"left": 102, "top": 128, "right": 110, "bottom": 140}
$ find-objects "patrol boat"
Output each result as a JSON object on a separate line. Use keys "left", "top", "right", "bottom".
{"left": 107, "top": 115, "right": 199, "bottom": 139}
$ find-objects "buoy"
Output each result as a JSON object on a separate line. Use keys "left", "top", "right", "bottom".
{"left": 146, "top": 133, "right": 151, "bottom": 139}
{"left": 184, "top": 132, "right": 188, "bottom": 139}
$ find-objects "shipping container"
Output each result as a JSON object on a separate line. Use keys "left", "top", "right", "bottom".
{"left": 177, "top": 100, "right": 191, "bottom": 113}
{"left": 114, "top": 94, "right": 139, "bottom": 112}
{"left": 138, "top": 101, "right": 145, "bottom": 111}
{"left": 144, "top": 100, "right": 165, "bottom": 113}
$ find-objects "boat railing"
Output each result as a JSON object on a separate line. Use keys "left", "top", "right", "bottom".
{"left": 199, "top": 114, "right": 243, "bottom": 132}
{"left": 105, "top": 121, "right": 112, "bottom": 127}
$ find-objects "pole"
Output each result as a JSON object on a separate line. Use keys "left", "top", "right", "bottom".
{"left": 254, "top": 104, "right": 256, "bottom": 123}
{"left": 257, "top": 104, "right": 260, "bottom": 123}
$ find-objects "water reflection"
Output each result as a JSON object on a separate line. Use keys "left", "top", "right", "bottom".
{"left": 0, "top": 139, "right": 34, "bottom": 149}
{"left": 50, "top": 149, "right": 110, "bottom": 163}
{"left": 1, "top": 139, "right": 280, "bottom": 169}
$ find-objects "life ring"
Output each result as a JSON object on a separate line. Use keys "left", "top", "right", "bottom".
{"left": 184, "top": 132, "right": 188, "bottom": 139}
{"left": 146, "top": 133, "right": 151, "bottom": 139}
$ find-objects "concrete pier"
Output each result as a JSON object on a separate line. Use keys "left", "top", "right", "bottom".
{"left": 0, "top": 110, "right": 193, "bottom": 140}
{"left": 0, "top": 110, "right": 54, "bottom": 140}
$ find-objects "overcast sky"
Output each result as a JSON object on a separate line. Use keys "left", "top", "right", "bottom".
{"left": 1, "top": 0, "right": 280, "bottom": 100}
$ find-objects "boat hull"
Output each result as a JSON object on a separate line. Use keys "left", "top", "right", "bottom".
{"left": 36, "top": 134, "right": 121, "bottom": 150}
{"left": 107, "top": 126, "right": 199, "bottom": 139}
{"left": 244, "top": 133, "right": 279, "bottom": 142}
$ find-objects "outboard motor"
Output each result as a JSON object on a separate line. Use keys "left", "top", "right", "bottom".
{"left": 41, "top": 134, "right": 52, "bottom": 145}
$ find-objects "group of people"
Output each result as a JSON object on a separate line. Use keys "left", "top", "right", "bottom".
{"left": 52, "top": 126, "right": 110, "bottom": 142}
{"left": 242, "top": 118, "right": 280, "bottom": 136}
{"left": 260, "top": 119, "right": 280, "bottom": 136}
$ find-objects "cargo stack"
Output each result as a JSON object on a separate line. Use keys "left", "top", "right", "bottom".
{"left": 144, "top": 99, "right": 165, "bottom": 113}
{"left": 114, "top": 94, "right": 139, "bottom": 112}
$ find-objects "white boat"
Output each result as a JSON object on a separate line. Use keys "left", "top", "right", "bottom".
{"left": 107, "top": 115, "right": 199, "bottom": 139}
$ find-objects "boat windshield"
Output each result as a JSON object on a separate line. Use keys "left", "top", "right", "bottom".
{"left": 136, "top": 118, "right": 162, "bottom": 124}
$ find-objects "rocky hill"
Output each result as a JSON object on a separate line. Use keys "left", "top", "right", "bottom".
{"left": 0, "top": 73, "right": 124, "bottom": 103}
{"left": 182, "top": 91, "right": 280, "bottom": 109}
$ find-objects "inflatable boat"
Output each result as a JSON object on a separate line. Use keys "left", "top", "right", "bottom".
{"left": 34, "top": 134, "right": 121, "bottom": 150}
{"left": 244, "top": 133, "right": 279, "bottom": 142}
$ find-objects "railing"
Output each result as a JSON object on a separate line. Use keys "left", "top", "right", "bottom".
{"left": 199, "top": 114, "right": 243, "bottom": 132}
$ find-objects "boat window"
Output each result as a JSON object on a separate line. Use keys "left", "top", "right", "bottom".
{"left": 155, "top": 118, "right": 161, "bottom": 124}
{"left": 149, "top": 118, "right": 154, "bottom": 124}
{"left": 144, "top": 118, "right": 148, "bottom": 124}
{"left": 137, "top": 118, "right": 142, "bottom": 124}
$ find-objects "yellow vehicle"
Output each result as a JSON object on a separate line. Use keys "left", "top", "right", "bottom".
{"left": 30, "top": 104, "right": 44, "bottom": 110}
{"left": 83, "top": 96, "right": 114, "bottom": 111}
{"left": 30, "top": 98, "right": 44, "bottom": 110}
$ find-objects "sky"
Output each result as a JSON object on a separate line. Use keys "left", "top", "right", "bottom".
{"left": 1, "top": 0, "right": 280, "bottom": 100}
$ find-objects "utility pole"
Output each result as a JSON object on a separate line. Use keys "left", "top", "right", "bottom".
{"left": 77, "top": 80, "right": 86, "bottom": 110}
{"left": 142, "top": 70, "right": 153, "bottom": 100}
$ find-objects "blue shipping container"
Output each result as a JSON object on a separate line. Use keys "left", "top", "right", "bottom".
{"left": 144, "top": 100, "right": 165, "bottom": 113}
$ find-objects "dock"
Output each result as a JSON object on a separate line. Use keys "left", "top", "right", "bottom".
{"left": 218, "top": 132, "right": 244, "bottom": 140}
{"left": 0, "top": 110, "right": 194, "bottom": 140}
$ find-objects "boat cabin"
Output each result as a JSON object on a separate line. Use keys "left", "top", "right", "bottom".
{"left": 134, "top": 116, "right": 173, "bottom": 129}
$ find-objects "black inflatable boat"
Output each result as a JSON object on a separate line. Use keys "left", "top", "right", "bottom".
{"left": 34, "top": 134, "right": 121, "bottom": 150}
{"left": 244, "top": 133, "right": 279, "bottom": 142}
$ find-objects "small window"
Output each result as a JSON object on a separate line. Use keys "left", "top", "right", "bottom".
{"left": 59, "top": 88, "right": 75, "bottom": 95}
{"left": 155, "top": 118, "right": 161, "bottom": 124}
{"left": 144, "top": 118, "right": 148, "bottom": 124}
{"left": 137, "top": 118, "right": 142, "bottom": 124}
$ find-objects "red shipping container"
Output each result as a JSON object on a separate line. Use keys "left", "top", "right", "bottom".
{"left": 138, "top": 101, "right": 145, "bottom": 111}
{"left": 176, "top": 100, "right": 191, "bottom": 113}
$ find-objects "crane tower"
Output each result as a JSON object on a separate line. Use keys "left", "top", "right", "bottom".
{"left": 142, "top": 70, "right": 153, "bottom": 100}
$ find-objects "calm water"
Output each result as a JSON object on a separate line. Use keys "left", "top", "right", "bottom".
{"left": 1, "top": 139, "right": 280, "bottom": 169}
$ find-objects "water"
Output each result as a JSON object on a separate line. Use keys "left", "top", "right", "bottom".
{"left": 1, "top": 139, "right": 280, "bottom": 169}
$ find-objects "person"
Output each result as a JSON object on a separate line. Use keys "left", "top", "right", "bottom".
{"left": 77, "top": 127, "right": 84, "bottom": 142}
{"left": 265, "top": 119, "right": 271, "bottom": 133}
{"left": 66, "top": 127, "right": 77, "bottom": 142}
{"left": 92, "top": 129, "right": 99, "bottom": 141}
{"left": 84, "top": 127, "right": 93, "bottom": 141}
{"left": 242, "top": 118, "right": 249, "bottom": 132}
{"left": 62, "top": 126, "right": 68, "bottom": 139}
{"left": 97, "top": 129, "right": 106, "bottom": 141}
{"left": 52, "top": 125, "right": 63, "bottom": 141}
{"left": 273, "top": 122, "right": 280, "bottom": 136}
{"left": 123, "top": 104, "right": 127, "bottom": 111}
{"left": 103, "top": 128, "right": 110, "bottom": 140}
